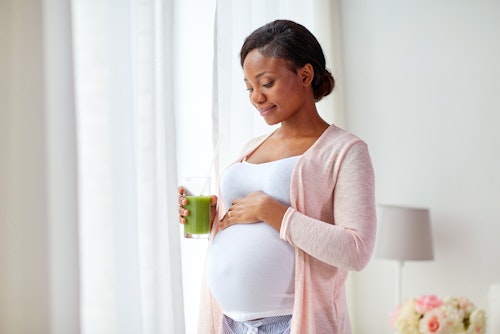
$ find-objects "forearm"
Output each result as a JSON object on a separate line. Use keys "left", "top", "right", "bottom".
{"left": 282, "top": 208, "right": 376, "bottom": 270}
{"left": 259, "top": 196, "right": 289, "bottom": 232}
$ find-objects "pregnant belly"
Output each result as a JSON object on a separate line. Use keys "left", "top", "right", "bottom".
{"left": 207, "top": 223, "right": 295, "bottom": 320}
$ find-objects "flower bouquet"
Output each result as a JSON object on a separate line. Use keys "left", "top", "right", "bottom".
{"left": 390, "top": 295, "right": 486, "bottom": 334}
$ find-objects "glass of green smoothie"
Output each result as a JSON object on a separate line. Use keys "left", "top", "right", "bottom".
{"left": 183, "top": 177, "right": 211, "bottom": 238}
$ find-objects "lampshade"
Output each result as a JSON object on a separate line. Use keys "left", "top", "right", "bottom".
{"left": 376, "top": 205, "right": 434, "bottom": 261}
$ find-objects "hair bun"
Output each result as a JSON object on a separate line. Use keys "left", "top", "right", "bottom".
{"left": 314, "top": 69, "right": 335, "bottom": 102}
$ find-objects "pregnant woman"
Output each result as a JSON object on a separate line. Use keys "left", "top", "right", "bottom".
{"left": 179, "top": 19, "right": 377, "bottom": 334}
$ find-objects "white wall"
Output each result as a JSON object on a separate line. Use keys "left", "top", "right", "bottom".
{"left": 339, "top": 0, "right": 500, "bottom": 333}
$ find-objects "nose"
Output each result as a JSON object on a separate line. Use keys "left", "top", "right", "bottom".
{"left": 251, "top": 88, "right": 266, "bottom": 105}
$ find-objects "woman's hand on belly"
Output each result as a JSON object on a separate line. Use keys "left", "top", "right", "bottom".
{"left": 219, "top": 191, "right": 288, "bottom": 232}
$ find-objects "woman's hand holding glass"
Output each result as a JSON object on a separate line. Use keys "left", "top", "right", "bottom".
{"left": 178, "top": 186, "right": 218, "bottom": 228}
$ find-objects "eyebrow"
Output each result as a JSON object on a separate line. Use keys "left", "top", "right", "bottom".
{"left": 244, "top": 71, "right": 272, "bottom": 82}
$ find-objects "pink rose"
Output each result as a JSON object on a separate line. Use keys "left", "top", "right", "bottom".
{"left": 415, "top": 295, "right": 443, "bottom": 314}
{"left": 424, "top": 315, "right": 440, "bottom": 332}
{"left": 419, "top": 309, "right": 449, "bottom": 334}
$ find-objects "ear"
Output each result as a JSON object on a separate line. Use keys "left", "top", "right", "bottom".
{"left": 300, "top": 63, "right": 314, "bottom": 86}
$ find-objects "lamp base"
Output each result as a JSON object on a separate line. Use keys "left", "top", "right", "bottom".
{"left": 395, "top": 260, "right": 404, "bottom": 306}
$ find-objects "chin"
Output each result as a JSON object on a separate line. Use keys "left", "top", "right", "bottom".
{"left": 264, "top": 121, "right": 280, "bottom": 126}
{"left": 263, "top": 117, "right": 281, "bottom": 126}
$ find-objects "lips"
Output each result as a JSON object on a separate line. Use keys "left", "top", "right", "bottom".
{"left": 258, "top": 105, "right": 276, "bottom": 115}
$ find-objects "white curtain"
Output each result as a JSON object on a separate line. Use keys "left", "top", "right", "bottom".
{"left": 0, "top": 0, "right": 79, "bottom": 333}
{"left": 72, "top": 0, "right": 184, "bottom": 333}
{"left": 1, "top": 0, "right": 184, "bottom": 333}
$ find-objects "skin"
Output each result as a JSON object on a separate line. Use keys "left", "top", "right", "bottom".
{"left": 179, "top": 49, "right": 329, "bottom": 232}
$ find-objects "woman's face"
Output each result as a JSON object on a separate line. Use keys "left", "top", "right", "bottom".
{"left": 242, "top": 49, "right": 312, "bottom": 125}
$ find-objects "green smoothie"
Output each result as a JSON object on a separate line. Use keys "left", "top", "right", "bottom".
{"left": 184, "top": 195, "right": 211, "bottom": 237}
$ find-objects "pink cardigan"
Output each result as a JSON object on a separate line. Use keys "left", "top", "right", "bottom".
{"left": 198, "top": 125, "right": 376, "bottom": 334}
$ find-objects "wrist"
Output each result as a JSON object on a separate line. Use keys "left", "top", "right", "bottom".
{"left": 261, "top": 196, "right": 288, "bottom": 231}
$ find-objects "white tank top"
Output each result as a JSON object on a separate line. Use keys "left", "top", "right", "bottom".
{"left": 207, "top": 155, "right": 299, "bottom": 321}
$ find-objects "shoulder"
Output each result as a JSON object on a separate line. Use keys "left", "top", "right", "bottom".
{"left": 314, "top": 125, "right": 367, "bottom": 154}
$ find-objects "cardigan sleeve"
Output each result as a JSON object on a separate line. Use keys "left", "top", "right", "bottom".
{"left": 280, "top": 141, "right": 376, "bottom": 271}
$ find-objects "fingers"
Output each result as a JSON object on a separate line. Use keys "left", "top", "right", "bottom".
{"left": 218, "top": 213, "right": 230, "bottom": 230}
{"left": 178, "top": 187, "right": 188, "bottom": 224}
{"left": 178, "top": 203, "right": 188, "bottom": 224}
{"left": 178, "top": 205, "right": 189, "bottom": 217}
{"left": 218, "top": 205, "right": 234, "bottom": 230}
{"left": 178, "top": 194, "right": 187, "bottom": 207}
{"left": 210, "top": 195, "right": 218, "bottom": 207}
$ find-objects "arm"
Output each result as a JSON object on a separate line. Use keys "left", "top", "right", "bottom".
{"left": 281, "top": 142, "right": 377, "bottom": 271}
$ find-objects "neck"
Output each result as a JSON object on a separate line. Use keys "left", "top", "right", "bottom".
{"left": 277, "top": 112, "right": 330, "bottom": 139}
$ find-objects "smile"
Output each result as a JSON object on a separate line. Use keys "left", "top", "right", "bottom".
{"left": 258, "top": 105, "right": 276, "bottom": 115}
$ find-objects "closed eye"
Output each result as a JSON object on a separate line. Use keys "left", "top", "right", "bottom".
{"left": 263, "top": 81, "right": 274, "bottom": 88}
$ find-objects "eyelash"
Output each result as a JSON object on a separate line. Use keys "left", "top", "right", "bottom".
{"left": 246, "top": 81, "right": 274, "bottom": 92}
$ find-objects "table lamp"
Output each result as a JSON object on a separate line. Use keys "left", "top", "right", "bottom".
{"left": 375, "top": 205, "right": 434, "bottom": 305}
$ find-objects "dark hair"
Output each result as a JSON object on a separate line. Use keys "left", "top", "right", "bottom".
{"left": 240, "top": 20, "right": 335, "bottom": 102}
